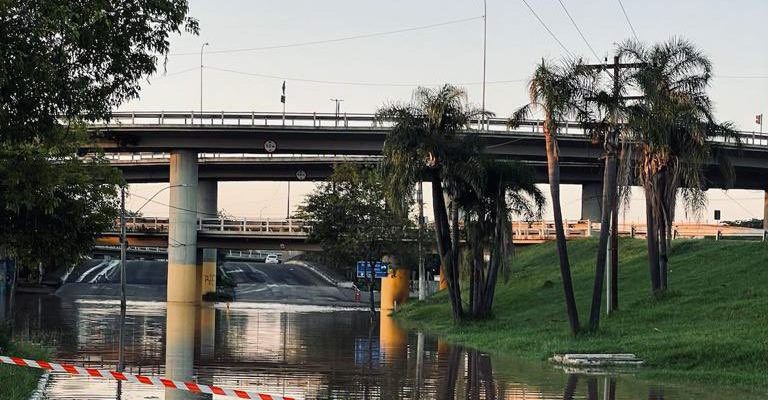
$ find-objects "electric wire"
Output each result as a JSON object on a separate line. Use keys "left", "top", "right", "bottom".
{"left": 556, "top": 0, "right": 599, "bottom": 61}
{"left": 616, "top": 0, "right": 639, "bottom": 41}
{"left": 206, "top": 65, "right": 526, "bottom": 87}
{"left": 519, "top": 0, "right": 575, "bottom": 58}
{"left": 169, "top": 16, "right": 483, "bottom": 56}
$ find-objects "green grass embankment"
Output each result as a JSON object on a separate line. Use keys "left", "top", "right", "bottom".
{"left": 396, "top": 238, "right": 767, "bottom": 389}
{"left": 0, "top": 332, "right": 50, "bottom": 400}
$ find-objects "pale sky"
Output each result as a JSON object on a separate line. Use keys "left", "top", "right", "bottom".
{"left": 124, "top": 0, "right": 768, "bottom": 223}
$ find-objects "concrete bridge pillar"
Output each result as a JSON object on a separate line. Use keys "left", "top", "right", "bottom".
{"left": 165, "top": 150, "right": 198, "bottom": 400}
{"left": 380, "top": 255, "right": 410, "bottom": 314}
{"left": 763, "top": 191, "right": 768, "bottom": 231}
{"left": 197, "top": 179, "right": 218, "bottom": 299}
{"left": 581, "top": 182, "right": 603, "bottom": 221}
{"left": 168, "top": 150, "right": 199, "bottom": 303}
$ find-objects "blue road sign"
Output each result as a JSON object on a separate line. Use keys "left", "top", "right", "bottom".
{"left": 356, "top": 261, "right": 388, "bottom": 279}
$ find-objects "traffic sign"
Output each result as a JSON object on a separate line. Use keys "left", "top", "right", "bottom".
{"left": 296, "top": 170, "right": 307, "bottom": 180}
{"left": 356, "top": 261, "right": 389, "bottom": 279}
{"left": 264, "top": 140, "right": 277, "bottom": 153}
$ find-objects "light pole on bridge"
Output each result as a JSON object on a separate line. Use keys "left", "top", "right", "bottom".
{"left": 200, "top": 42, "right": 209, "bottom": 124}
{"left": 330, "top": 98, "right": 344, "bottom": 127}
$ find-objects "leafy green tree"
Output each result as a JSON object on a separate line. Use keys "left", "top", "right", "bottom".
{"left": 510, "top": 59, "right": 593, "bottom": 335}
{"left": 618, "top": 38, "right": 738, "bottom": 294}
{"left": 0, "top": 1, "right": 198, "bottom": 275}
{"left": 377, "top": 85, "right": 487, "bottom": 321}
{"left": 297, "top": 163, "right": 414, "bottom": 314}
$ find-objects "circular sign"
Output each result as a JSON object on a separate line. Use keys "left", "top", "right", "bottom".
{"left": 295, "top": 170, "right": 307, "bottom": 181}
{"left": 264, "top": 140, "right": 277, "bottom": 153}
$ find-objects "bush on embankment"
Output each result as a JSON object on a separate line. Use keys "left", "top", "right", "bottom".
{"left": 0, "top": 330, "right": 50, "bottom": 400}
{"left": 396, "top": 238, "right": 768, "bottom": 389}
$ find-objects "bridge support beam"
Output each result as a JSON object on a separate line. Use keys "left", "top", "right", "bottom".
{"left": 167, "top": 150, "right": 199, "bottom": 303}
{"left": 165, "top": 150, "right": 198, "bottom": 400}
{"left": 380, "top": 255, "right": 409, "bottom": 314}
{"left": 764, "top": 191, "right": 768, "bottom": 231}
{"left": 197, "top": 179, "right": 218, "bottom": 299}
{"left": 581, "top": 182, "right": 603, "bottom": 221}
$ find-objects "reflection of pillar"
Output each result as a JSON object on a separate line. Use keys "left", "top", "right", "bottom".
{"left": 380, "top": 266, "right": 409, "bottom": 313}
{"left": 197, "top": 304, "right": 216, "bottom": 360}
{"left": 0, "top": 259, "right": 6, "bottom": 322}
{"left": 166, "top": 150, "right": 198, "bottom": 400}
{"left": 168, "top": 150, "right": 198, "bottom": 303}
{"left": 415, "top": 332, "right": 424, "bottom": 399}
{"left": 379, "top": 312, "right": 407, "bottom": 362}
{"left": 165, "top": 302, "right": 197, "bottom": 400}
{"left": 197, "top": 179, "right": 218, "bottom": 300}
{"left": 581, "top": 182, "right": 603, "bottom": 221}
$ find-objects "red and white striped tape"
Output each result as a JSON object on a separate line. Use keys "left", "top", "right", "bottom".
{"left": 0, "top": 355, "right": 298, "bottom": 400}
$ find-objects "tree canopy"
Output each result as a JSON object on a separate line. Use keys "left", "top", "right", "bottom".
{"left": 0, "top": 0, "right": 198, "bottom": 270}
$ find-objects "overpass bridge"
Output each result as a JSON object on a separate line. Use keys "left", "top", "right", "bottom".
{"left": 96, "top": 216, "right": 766, "bottom": 252}
{"left": 83, "top": 111, "right": 768, "bottom": 305}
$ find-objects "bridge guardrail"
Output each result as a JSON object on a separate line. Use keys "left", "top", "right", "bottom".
{"left": 111, "top": 217, "right": 766, "bottom": 242}
{"left": 91, "top": 111, "right": 768, "bottom": 147}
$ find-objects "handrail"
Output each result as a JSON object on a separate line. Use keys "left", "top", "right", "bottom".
{"left": 86, "top": 111, "right": 768, "bottom": 147}
{"left": 109, "top": 217, "right": 767, "bottom": 242}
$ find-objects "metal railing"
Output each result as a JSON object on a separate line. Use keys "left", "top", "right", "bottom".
{"left": 112, "top": 216, "right": 767, "bottom": 242}
{"left": 90, "top": 111, "right": 768, "bottom": 147}
{"left": 118, "top": 216, "right": 311, "bottom": 235}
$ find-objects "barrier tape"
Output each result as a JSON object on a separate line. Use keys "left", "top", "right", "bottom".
{"left": 0, "top": 355, "right": 298, "bottom": 400}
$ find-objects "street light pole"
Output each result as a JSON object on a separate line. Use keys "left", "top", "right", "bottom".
{"left": 200, "top": 42, "right": 209, "bottom": 125}
{"left": 118, "top": 185, "right": 127, "bottom": 372}
{"left": 117, "top": 183, "right": 191, "bottom": 372}
{"left": 417, "top": 181, "right": 425, "bottom": 300}
{"left": 481, "top": 0, "right": 487, "bottom": 130}
{"left": 330, "top": 98, "right": 343, "bottom": 127}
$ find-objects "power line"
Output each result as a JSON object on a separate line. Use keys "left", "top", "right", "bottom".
{"left": 129, "top": 192, "right": 218, "bottom": 217}
{"left": 616, "top": 0, "right": 639, "bottom": 41}
{"left": 169, "top": 16, "right": 483, "bottom": 56}
{"left": 519, "top": 0, "right": 575, "bottom": 58}
{"left": 206, "top": 65, "right": 527, "bottom": 87}
{"left": 556, "top": 0, "right": 600, "bottom": 61}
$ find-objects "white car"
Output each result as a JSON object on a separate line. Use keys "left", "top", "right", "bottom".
{"left": 265, "top": 254, "right": 280, "bottom": 264}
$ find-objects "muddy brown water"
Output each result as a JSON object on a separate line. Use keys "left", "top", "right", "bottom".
{"left": 8, "top": 294, "right": 764, "bottom": 400}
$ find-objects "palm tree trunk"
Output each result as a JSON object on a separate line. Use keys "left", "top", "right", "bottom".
{"left": 644, "top": 183, "right": 661, "bottom": 293}
{"left": 658, "top": 215, "right": 669, "bottom": 291}
{"left": 482, "top": 186, "right": 506, "bottom": 317}
{"left": 450, "top": 200, "right": 463, "bottom": 307}
{"left": 430, "top": 172, "right": 463, "bottom": 320}
{"left": 588, "top": 140, "right": 619, "bottom": 331}
{"left": 544, "top": 129, "right": 580, "bottom": 335}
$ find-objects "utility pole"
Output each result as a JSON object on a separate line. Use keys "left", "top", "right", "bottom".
{"left": 330, "top": 98, "right": 343, "bottom": 127}
{"left": 118, "top": 185, "right": 127, "bottom": 372}
{"left": 200, "top": 42, "right": 209, "bottom": 125}
{"left": 417, "top": 181, "right": 425, "bottom": 300}
{"left": 583, "top": 57, "right": 644, "bottom": 322}
{"left": 481, "top": 0, "right": 487, "bottom": 131}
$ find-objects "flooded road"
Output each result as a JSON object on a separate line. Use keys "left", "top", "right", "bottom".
{"left": 10, "top": 294, "right": 763, "bottom": 400}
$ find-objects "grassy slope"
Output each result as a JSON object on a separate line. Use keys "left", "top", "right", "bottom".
{"left": 397, "top": 238, "right": 768, "bottom": 389}
{"left": 0, "top": 336, "right": 50, "bottom": 400}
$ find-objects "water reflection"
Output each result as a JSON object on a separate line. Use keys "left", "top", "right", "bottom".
{"left": 9, "top": 295, "right": 763, "bottom": 400}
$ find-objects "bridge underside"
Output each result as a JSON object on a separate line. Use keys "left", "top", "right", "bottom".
{"left": 97, "top": 234, "right": 323, "bottom": 252}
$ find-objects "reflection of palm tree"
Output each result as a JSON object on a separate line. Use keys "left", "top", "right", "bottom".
{"left": 648, "top": 387, "right": 665, "bottom": 400}
{"left": 563, "top": 374, "right": 579, "bottom": 400}
{"left": 587, "top": 377, "right": 599, "bottom": 400}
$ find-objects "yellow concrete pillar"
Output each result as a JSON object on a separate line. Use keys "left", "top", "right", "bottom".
{"left": 380, "top": 268, "right": 409, "bottom": 313}
{"left": 439, "top": 265, "right": 448, "bottom": 291}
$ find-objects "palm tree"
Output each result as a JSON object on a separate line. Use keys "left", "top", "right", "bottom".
{"left": 509, "top": 59, "right": 593, "bottom": 335}
{"left": 456, "top": 159, "right": 545, "bottom": 318}
{"left": 377, "top": 84, "right": 488, "bottom": 321}
{"left": 619, "top": 38, "right": 739, "bottom": 293}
